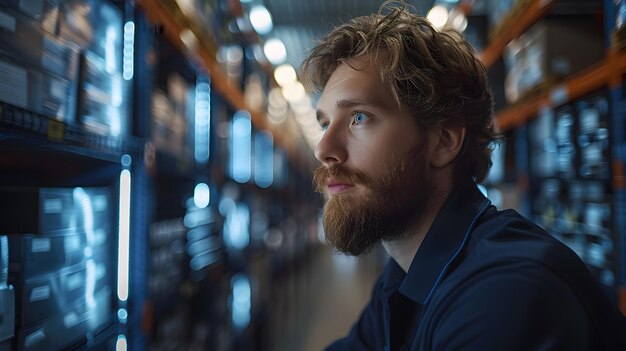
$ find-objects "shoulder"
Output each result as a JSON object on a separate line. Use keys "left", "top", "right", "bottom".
{"left": 423, "top": 208, "right": 626, "bottom": 349}
{"left": 465, "top": 207, "right": 584, "bottom": 273}
{"left": 427, "top": 207, "right": 590, "bottom": 317}
{"left": 454, "top": 207, "right": 598, "bottom": 303}
{"left": 425, "top": 258, "right": 602, "bottom": 350}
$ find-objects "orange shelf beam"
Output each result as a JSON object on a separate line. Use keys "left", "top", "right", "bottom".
{"left": 456, "top": 0, "right": 475, "bottom": 16}
{"left": 495, "top": 49, "right": 626, "bottom": 130}
{"left": 479, "top": 0, "right": 556, "bottom": 68}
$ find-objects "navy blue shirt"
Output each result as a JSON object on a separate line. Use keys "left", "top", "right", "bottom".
{"left": 326, "top": 180, "right": 626, "bottom": 351}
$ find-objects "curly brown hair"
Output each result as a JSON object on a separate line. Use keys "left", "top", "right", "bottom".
{"left": 301, "top": 1, "right": 501, "bottom": 183}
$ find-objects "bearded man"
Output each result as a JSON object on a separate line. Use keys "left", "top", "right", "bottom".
{"left": 303, "top": 2, "right": 626, "bottom": 350}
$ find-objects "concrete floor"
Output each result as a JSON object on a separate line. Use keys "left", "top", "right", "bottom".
{"left": 273, "top": 246, "right": 386, "bottom": 351}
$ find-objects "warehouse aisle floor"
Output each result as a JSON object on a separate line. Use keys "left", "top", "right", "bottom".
{"left": 273, "top": 246, "right": 386, "bottom": 351}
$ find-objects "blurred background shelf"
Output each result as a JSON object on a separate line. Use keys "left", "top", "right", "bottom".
{"left": 496, "top": 49, "right": 626, "bottom": 130}
{"left": 479, "top": 0, "right": 557, "bottom": 68}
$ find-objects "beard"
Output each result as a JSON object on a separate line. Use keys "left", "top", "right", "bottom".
{"left": 313, "top": 154, "right": 432, "bottom": 256}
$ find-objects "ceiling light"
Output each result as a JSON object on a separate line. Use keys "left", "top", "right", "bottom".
{"left": 249, "top": 5, "right": 273, "bottom": 35}
{"left": 274, "top": 64, "right": 297, "bottom": 87}
{"left": 180, "top": 28, "right": 198, "bottom": 51}
{"left": 175, "top": 0, "right": 195, "bottom": 17}
{"left": 263, "top": 38, "right": 287, "bottom": 65}
{"left": 427, "top": 5, "right": 449, "bottom": 30}
{"left": 449, "top": 8, "right": 468, "bottom": 32}
{"left": 281, "top": 82, "right": 305, "bottom": 103}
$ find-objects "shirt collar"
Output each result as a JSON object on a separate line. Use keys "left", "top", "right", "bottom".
{"left": 398, "top": 179, "right": 491, "bottom": 304}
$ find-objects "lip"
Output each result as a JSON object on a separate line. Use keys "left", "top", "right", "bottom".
{"left": 327, "top": 178, "right": 355, "bottom": 195}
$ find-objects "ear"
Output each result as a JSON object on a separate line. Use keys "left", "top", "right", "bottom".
{"left": 427, "top": 123, "right": 466, "bottom": 168}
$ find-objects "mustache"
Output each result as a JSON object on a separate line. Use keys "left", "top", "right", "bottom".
{"left": 313, "top": 165, "right": 368, "bottom": 194}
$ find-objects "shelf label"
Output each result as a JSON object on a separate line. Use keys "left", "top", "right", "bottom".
{"left": 47, "top": 119, "right": 64, "bottom": 141}
{"left": 31, "top": 238, "right": 51, "bottom": 253}
{"left": 30, "top": 285, "right": 50, "bottom": 302}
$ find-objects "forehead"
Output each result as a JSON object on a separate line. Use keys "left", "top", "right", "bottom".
{"left": 317, "top": 57, "right": 397, "bottom": 110}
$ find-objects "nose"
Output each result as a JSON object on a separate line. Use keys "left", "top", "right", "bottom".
{"left": 314, "top": 124, "right": 347, "bottom": 166}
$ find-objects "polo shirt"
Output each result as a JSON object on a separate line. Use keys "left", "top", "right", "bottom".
{"left": 326, "top": 180, "right": 626, "bottom": 350}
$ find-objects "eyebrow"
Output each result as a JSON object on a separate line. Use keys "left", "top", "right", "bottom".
{"left": 316, "top": 98, "right": 386, "bottom": 122}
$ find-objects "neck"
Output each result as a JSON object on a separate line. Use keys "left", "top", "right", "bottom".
{"left": 383, "top": 175, "right": 453, "bottom": 272}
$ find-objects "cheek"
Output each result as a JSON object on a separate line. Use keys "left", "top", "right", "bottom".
{"left": 347, "top": 133, "right": 391, "bottom": 166}
{"left": 346, "top": 124, "right": 422, "bottom": 177}
{"left": 348, "top": 148, "right": 387, "bottom": 181}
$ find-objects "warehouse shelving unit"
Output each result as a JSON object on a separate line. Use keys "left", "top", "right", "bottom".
{"left": 479, "top": 0, "right": 626, "bottom": 314}
{"left": 494, "top": 50, "right": 626, "bottom": 130}
{"left": 113, "top": 1, "right": 323, "bottom": 350}
{"left": 479, "top": 0, "right": 557, "bottom": 68}
{"left": 137, "top": 0, "right": 314, "bottom": 170}
{"left": 0, "top": 0, "right": 144, "bottom": 349}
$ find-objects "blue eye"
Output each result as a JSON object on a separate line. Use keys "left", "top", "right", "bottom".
{"left": 352, "top": 112, "right": 369, "bottom": 125}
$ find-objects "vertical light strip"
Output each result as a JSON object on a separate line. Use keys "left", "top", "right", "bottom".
{"left": 1, "top": 236, "right": 8, "bottom": 284}
{"left": 254, "top": 131, "right": 273, "bottom": 188}
{"left": 193, "top": 183, "right": 210, "bottom": 208}
{"left": 231, "top": 110, "right": 252, "bottom": 183}
{"left": 123, "top": 21, "right": 135, "bottom": 81}
{"left": 231, "top": 273, "right": 251, "bottom": 329}
{"left": 194, "top": 76, "right": 211, "bottom": 163}
{"left": 116, "top": 334, "right": 128, "bottom": 351}
{"left": 117, "top": 168, "right": 131, "bottom": 302}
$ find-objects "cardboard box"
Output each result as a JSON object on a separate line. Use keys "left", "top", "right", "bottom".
{"left": 58, "top": 0, "right": 122, "bottom": 58}
{"left": 0, "top": 286, "right": 15, "bottom": 342}
{"left": 27, "top": 69, "right": 72, "bottom": 121}
{"left": 74, "top": 187, "right": 112, "bottom": 244}
{"left": 151, "top": 89, "right": 189, "bottom": 157}
{"left": 0, "top": 7, "right": 76, "bottom": 79}
{"left": 7, "top": 231, "right": 86, "bottom": 276}
{"left": 76, "top": 51, "right": 127, "bottom": 136}
{"left": 576, "top": 95, "right": 610, "bottom": 179}
{"left": 18, "top": 286, "right": 111, "bottom": 351}
{"left": 18, "top": 0, "right": 60, "bottom": 30}
{"left": 2, "top": 0, "right": 60, "bottom": 31}
{"left": 9, "top": 259, "right": 111, "bottom": 328}
{"left": 504, "top": 18, "right": 604, "bottom": 103}
{"left": 16, "top": 262, "right": 87, "bottom": 326}
{"left": 0, "top": 59, "right": 27, "bottom": 109}
{"left": 0, "top": 188, "right": 78, "bottom": 234}
{"left": 0, "top": 187, "right": 111, "bottom": 235}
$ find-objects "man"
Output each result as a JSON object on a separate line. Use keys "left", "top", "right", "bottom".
{"left": 302, "top": 2, "right": 626, "bottom": 350}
